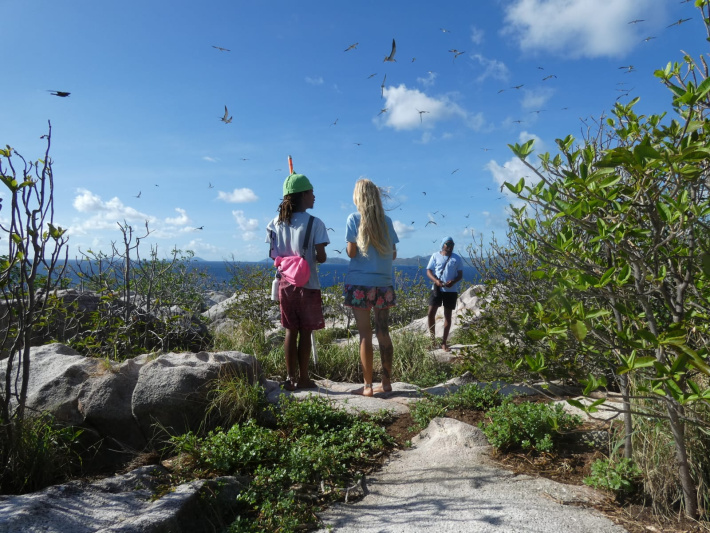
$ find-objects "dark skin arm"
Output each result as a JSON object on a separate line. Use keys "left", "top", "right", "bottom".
{"left": 315, "top": 242, "right": 327, "bottom": 263}
{"left": 427, "top": 269, "right": 443, "bottom": 287}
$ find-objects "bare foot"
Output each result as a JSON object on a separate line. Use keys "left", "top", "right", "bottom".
{"left": 372, "top": 383, "right": 393, "bottom": 394}
{"left": 297, "top": 379, "right": 318, "bottom": 389}
{"left": 353, "top": 384, "right": 374, "bottom": 397}
{"left": 441, "top": 343, "right": 451, "bottom": 352}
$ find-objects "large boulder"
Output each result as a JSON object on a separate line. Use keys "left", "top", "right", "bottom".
{"left": 131, "top": 351, "right": 261, "bottom": 443}
{"left": 0, "top": 344, "right": 262, "bottom": 470}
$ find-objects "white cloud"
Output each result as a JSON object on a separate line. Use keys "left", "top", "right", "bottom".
{"left": 393, "top": 220, "right": 415, "bottom": 238}
{"left": 485, "top": 132, "right": 543, "bottom": 204}
{"left": 416, "top": 131, "right": 434, "bottom": 144}
{"left": 376, "top": 84, "right": 483, "bottom": 131}
{"left": 70, "top": 188, "right": 156, "bottom": 235}
{"left": 305, "top": 76, "right": 324, "bottom": 85}
{"left": 501, "top": 0, "right": 665, "bottom": 58}
{"left": 202, "top": 156, "right": 218, "bottom": 163}
{"left": 417, "top": 71, "right": 437, "bottom": 87}
{"left": 217, "top": 188, "right": 258, "bottom": 203}
{"left": 470, "top": 26, "right": 484, "bottom": 45}
{"left": 165, "top": 208, "right": 190, "bottom": 226}
{"left": 518, "top": 130, "right": 545, "bottom": 152}
{"left": 485, "top": 158, "right": 529, "bottom": 201}
{"left": 465, "top": 112, "right": 486, "bottom": 130}
{"left": 232, "top": 210, "right": 259, "bottom": 241}
{"left": 470, "top": 54, "right": 510, "bottom": 83}
{"left": 184, "top": 238, "right": 221, "bottom": 256}
{"left": 520, "top": 86, "right": 555, "bottom": 110}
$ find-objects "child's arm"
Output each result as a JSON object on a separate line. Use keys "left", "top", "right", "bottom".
{"left": 315, "top": 243, "right": 327, "bottom": 263}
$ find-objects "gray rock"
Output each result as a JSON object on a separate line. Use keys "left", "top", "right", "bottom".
{"left": 0, "top": 465, "right": 249, "bottom": 533}
{"left": 0, "top": 345, "right": 262, "bottom": 469}
{"left": 132, "top": 350, "right": 260, "bottom": 442}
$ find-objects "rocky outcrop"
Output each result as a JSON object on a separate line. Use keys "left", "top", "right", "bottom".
{"left": 0, "top": 465, "right": 249, "bottom": 533}
{"left": 1, "top": 344, "right": 262, "bottom": 470}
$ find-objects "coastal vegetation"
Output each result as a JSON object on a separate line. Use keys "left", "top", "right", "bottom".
{"left": 1, "top": 2, "right": 710, "bottom": 530}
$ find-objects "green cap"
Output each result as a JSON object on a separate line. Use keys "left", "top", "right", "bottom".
{"left": 282, "top": 173, "right": 313, "bottom": 196}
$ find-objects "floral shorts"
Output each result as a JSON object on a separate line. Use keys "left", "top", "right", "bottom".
{"left": 343, "top": 284, "right": 396, "bottom": 310}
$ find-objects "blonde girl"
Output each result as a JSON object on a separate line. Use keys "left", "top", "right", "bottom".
{"left": 343, "top": 179, "right": 399, "bottom": 396}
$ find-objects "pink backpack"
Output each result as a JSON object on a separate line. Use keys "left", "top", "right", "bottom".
{"left": 274, "top": 255, "right": 311, "bottom": 287}
{"left": 272, "top": 215, "right": 314, "bottom": 287}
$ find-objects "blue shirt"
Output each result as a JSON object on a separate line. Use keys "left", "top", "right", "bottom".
{"left": 344, "top": 213, "right": 399, "bottom": 287}
{"left": 427, "top": 251, "right": 463, "bottom": 293}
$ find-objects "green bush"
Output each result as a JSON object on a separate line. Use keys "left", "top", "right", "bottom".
{"left": 0, "top": 414, "right": 83, "bottom": 494}
{"left": 584, "top": 458, "right": 642, "bottom": 495}
{"left": 409, "top": 383, "right": 503, "bottom": 431}
{"left": 481, "top": 401, "right": 582, "bottom": 453}
{"left": 172, "top": 396, "right": 394, "bottom": 532}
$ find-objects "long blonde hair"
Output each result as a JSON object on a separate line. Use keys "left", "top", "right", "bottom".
{"left": 353, "top": 179, "right": 391, "bottom": 256}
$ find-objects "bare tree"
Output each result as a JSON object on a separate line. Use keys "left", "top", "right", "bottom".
{"left": 0, "top": 122, "right": 68, "bottom": 450}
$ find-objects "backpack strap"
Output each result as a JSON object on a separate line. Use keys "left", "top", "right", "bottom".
{"left": 301, "top": 216, "right": 314, "bottom": 258}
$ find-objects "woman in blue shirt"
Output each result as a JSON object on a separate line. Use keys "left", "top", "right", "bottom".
{"left": 343, "top": 179, "right": 399, "bottom": 396}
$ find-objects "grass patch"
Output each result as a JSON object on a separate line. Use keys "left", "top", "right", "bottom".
{"left": 0, "top": 414, "right": 84, "bottom": 494}
{"left": 206, "top": 368, "right": 269, "bottom": 428}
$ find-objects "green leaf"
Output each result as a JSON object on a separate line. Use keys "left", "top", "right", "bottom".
{"left": 597, "top": 267, "right": 615, "bottom": 287}
{"left": 504, "top": 177, "right": 525, "bottom": 195}
{"left": 700, "top": 253, "right": 710, "bottom": 277}
{"left": 525, "top": 352, "right": 547, "bottom": 372}
{"left": 675, "top": 344, "right": 710, "bottom": 375}
{"left": 637, "top": 330, "right": 658, "bottom": 345}
{"left": 617, "top": 264, "right": 631, "bottom": 284}
{"left": 570, "top": 320, "right": 588, "bottom": 342}
{"left": 656, "top": 202, "right": 672, "bottom": 223}
{"left": 526, "top": 329, "right": 547, "bottom": 341}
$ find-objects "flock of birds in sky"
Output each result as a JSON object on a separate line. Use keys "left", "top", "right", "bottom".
{"left": 44, "top": 12, "right": 696, "bottom": 242}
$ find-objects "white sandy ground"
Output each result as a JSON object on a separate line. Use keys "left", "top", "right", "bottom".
{"left": 316, "top": 417, "right": 627, "bottom": 533}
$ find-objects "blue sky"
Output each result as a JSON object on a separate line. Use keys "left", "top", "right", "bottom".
{"left": 1, "top": 0, "right": 706, "bottom": 262}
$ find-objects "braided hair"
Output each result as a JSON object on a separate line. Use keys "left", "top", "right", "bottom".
{"left": 276, "top": 191, "right": 306, "bottom": 225}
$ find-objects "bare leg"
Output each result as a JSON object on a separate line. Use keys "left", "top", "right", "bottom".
{"left": 283, "top": 329, "right": 298, "bottom": 390}
{"left": 442, "top": 307, "right": 453, "bottom": 351}
{"left": 296, "top": 329, "right": 316, "bottom": 388}
{"left": 427, "top": 305, "right": 438, "bottom": 346}
{"left": 352, "top": 307, "right": 374, "bottom": 397}
{"left": 374, "top": 307, "right": 393, "bottom": 393}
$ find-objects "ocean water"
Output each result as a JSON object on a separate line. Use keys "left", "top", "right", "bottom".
{"left": 58, "top": 260, "right": 480, "bottom": 291}
{"left": 191, "top": 261, "right": 480, "bottom": 290}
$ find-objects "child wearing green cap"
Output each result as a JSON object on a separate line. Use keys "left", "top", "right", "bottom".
{"left": 266, "top": 173, "right": 330, "bottom": 391}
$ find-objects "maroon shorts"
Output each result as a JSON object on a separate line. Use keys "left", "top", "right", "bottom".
{"left": 279, "top": 280, "right": 325, "bottom": 331}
